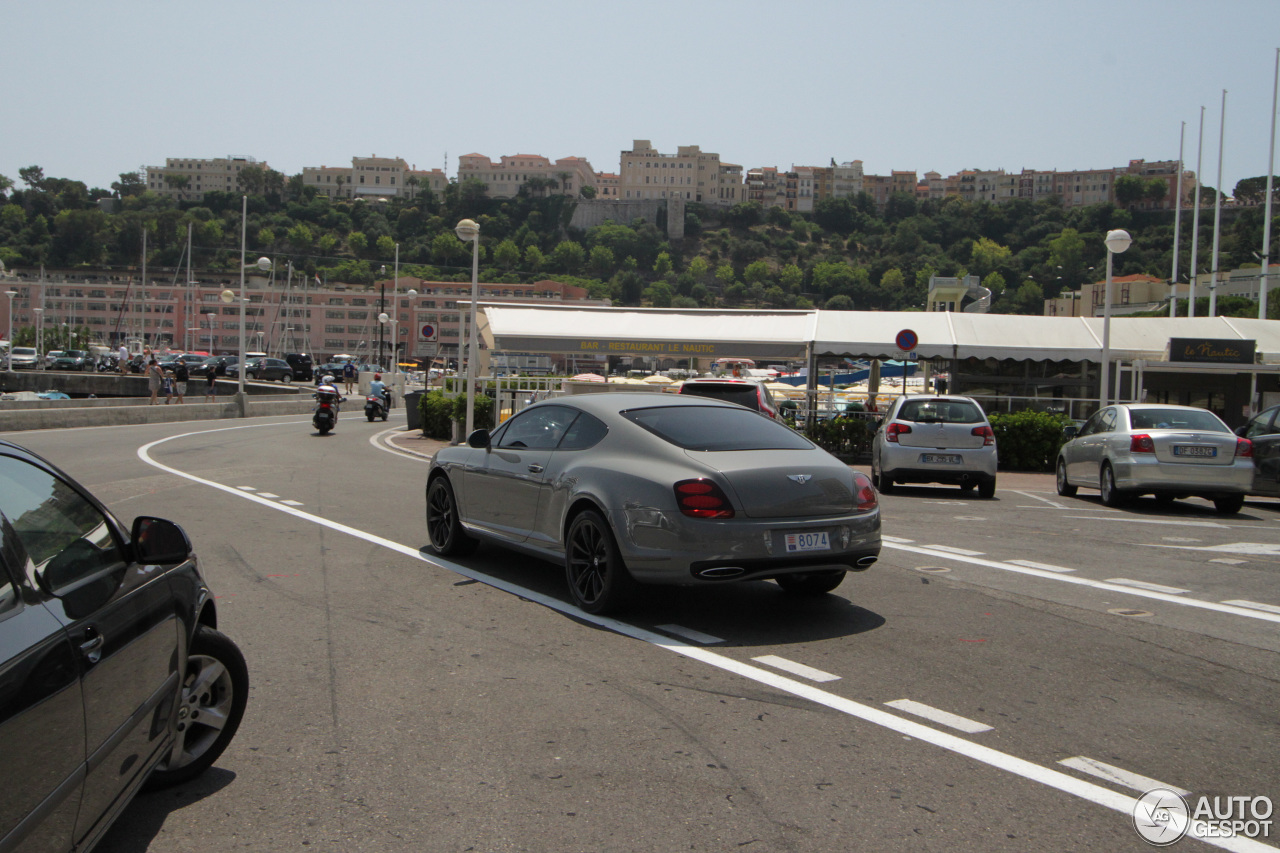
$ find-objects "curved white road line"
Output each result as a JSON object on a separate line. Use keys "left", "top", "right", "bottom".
{"left": 133, "top": 425, "right": 1275, "bottom": 851}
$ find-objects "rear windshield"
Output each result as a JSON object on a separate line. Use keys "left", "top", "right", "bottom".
{"left": 1128, "top": 408, "right": 1228, "bottom": 432}
{"left": 897, "top": 399, "right": 984, "bottom": 425}
{"left": 622, "top": 405, "right": 812, "bottom": 451}
{"left": 680, "top": 384, "right": 762, "bottom": 411}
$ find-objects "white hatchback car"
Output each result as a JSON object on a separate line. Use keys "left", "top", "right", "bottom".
{"left": 870, "top": 395, "right": 998, "bottom": 497}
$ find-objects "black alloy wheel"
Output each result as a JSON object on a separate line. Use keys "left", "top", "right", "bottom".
{"left": 565, "top": 510, "right": 636, "bottom": 615}
{"left": 775, "top": 570, "right": 846, "bottom": 595}
{"left": 426, "top": 477, "right": 478, "bottom": 556}
{"left": 147, "top": 626, "right": 248, "bottom": 789}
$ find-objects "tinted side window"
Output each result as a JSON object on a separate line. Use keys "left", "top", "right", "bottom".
{"left": 558, "top": 412, "right": 608, "bottom": 450}
{"left": 497, "top": 405, "right": 577, "bottom": 450}
{"left": 0, "top": 455, "right": 122, "bottom": 592}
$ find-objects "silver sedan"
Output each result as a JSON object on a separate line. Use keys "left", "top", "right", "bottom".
{"left": 425, "top": 392, "right": 881, "bottom": 614}
{"left": 1055, "top": 403, "right": 1253, "bottom": 513}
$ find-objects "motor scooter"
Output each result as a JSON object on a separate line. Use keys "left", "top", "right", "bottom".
{"left": 313, "top": 384, "right": 342, "bottom": 435}
{"left": 364, "top": 391, "right": 389, "bottom": 422}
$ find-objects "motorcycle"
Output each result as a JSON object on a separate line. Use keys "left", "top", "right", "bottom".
{"left": 313, "top": 384, "right": 342, "bottom": 435}
{"left": 96, "top": 354, "right": 119, "bottom": 372}
{"left": 364, "top": 391, "right": 389, "bottom": 422}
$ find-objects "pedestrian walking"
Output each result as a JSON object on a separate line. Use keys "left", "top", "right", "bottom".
{"left": 162, "top": 369, "right": 174, "bottom": 404}
{"left": 147, "top": 358, "right": 163, "bottom": 405}
{"left": 205, "top": 365, "right": 217, "bottom": 400}
{"left": 342, "top": 361, "right": 357, "bottom": 394}
{"left": 117, "top": 343, "right": 128, "bottom": 375}
{"left": 173, "top": 361, "right": 188, "bottom": 404}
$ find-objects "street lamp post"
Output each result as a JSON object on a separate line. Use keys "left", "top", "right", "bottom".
{"left": 455, "top": 218, "right": 481, "bottom": 438}
{"left": 1100, "top": 229, "right": 1133, "bottom": 408}
{"left": 378, "top": 265, "right": 387, "bottom": 371}
{"left": 225, "top": 196, "right": 272, "bottom": 411}
{"left": 4, "top": 290, "right": 16, "bottom": 371}
{"left": 33, "top": 308, "right": 43, "bottom": 368}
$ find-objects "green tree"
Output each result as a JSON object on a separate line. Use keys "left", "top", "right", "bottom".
{"left": 970, "top": 237, "right": 1011, "bottom": 277}
{"left": 257, "top": 226, "right": 275, "bottom": 247}
{"left": 645, "top": 281, "right": 674, "bottom": 307}
{"left": 287, "top": 223, "right": 314, "bottom": 250}
{"left": 688, "top": 256, "right": 709, "bottom": 282}
{"left": 494, "top": 239, "right": 521, "bottom": 269}
{"left": 349, "top": 231, "right": 369, "bottom": 256}
{"left": 1234, "top": 176, "right": 1280, "bottom": 205}
{"left": 580, "top": 185, "right": 597, "bottom": 199}
{"left": 376, "top": 234, "right": 396, "bottom": 259}
{"left": 982, "top": 271, "right": 1006, "bottom": 296}
{"left": 523, "top": 245, "right": 545, "bottom": 272}
{"left": 780, "top": 263, "right": 803, "bottom": 293}
{"left": 825, "top": 294, "right": 854, "bottom": 310}
{"left": 19, "top": 165, "right": 45, "bottom": 191}
{"left": 653, "top": 251, "right": 672, "bottom": 278}
{"left": 744, "top": 260, "right": 770, "bottom": 287}
{"left": 1114, "top": 174, "right": 1146, "bottom": 208}
{"left": 588, "top": 245, "right": 615, "bottom": 278}
{"left": 549, "top": 240, "right": 585, "bottom": 273}
{"left": 715, "top": 263, "right": 736, "bottom": 289}
{"left": 111, "top": 172, "right": 145, "bottom": 197}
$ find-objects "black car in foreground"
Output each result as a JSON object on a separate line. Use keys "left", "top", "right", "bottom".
{"left": 0, "top": 439, "right": 248, "bottom": 852}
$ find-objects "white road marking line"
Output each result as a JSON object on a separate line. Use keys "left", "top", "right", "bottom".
{"left": 751, "top": 655, "right": 841, "bottom": 682}
{"left": 1011, "top": 490, "right": 1068, "bottom": 509}
{"left": 136, "top": 426, "right": 1269, "bottom": 852}
{"left": 883, "top": 542, "right": 1280, "bottom": 625}
{"left": 1210, "top": 558, "right": 1248, "bottom": 565}
{"left": 1067, "top": 516, "right": 1231, "bottom": 528}
{"left": 922, "top": 544, "right": 985, "bottom": 556}
{"left": 1106, "top": 579, "right": 1190, "bottom": 595}
{"left": 881, "top": 535, "right": 915, "bottom": 543}
{"left": 258, "top": 492, "right": 280, "bottom": 499}
{"left": 655, "top": 624, "right": 725, "bottom": 645}
{"left": 280, "top": 500, "right": 304, "bottom": 506}
{"left": 1221, "top": 599, "right": 1280, "bottom": 615}
{"left": 1058, "top": 757, "right": 1191, "bottom": 797}
{"left": 885, "top": 699, "right": 993, "bottom": 733}
{"left": 237, "top": 486, "right": 257, "bottom": 491}
{"left": 1007, "top": 559, "right": 1076, "bottom": 573}
{"left": 1147, "top": 542, "right": 1280, "bottom": 555}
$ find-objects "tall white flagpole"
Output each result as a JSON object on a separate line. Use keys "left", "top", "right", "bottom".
{"left": 1171, "top": 121, "right": 1185, "bottom": 317}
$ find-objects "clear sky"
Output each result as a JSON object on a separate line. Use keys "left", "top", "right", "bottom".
{"left": 4, "top": 0, "right": 1278, "bottom": 197}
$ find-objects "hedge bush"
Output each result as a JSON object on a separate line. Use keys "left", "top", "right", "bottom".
{"left": 417, "top": 391, "right": 495, "bottom": 439}
{"left": 987, "top": 410, "right": 1073, "bottom": 472}
{"left": 807, "top": 416, "right": 874, "bottom": 460}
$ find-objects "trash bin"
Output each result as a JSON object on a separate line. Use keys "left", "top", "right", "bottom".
{"left": 404, "top": 390, "right": 424, "bottom": 431}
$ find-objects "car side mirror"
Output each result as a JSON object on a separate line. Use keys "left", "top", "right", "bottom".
{"left": 467, "top": 429, "right": 491, "bottom": 449}
{"left": 1062, "top": 425, "right": 1079, "bottom": 439}
{"left": 1235, "top": 425, "right": 1248, "bottom": 437}
{"left": 131, "top": 517, "right": 193, "bottom": 565}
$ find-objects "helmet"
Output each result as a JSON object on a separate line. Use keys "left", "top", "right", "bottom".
{"left": 322, "top": 374, "right": 335, "bottom": 385}
{"left": 374, "top": 373, "right": 382, "bottom": 380}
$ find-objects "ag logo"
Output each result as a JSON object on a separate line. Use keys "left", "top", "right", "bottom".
{"left": 1133, "top": 788, "right": 1189, "bottom": 846}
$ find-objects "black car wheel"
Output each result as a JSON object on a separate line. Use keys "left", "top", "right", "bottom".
{"left": 775, "top": 570, "right": 846, "bottom": 595}
{"left": 146, "top": 626, "right": 248, "bottom": 789}
{"left": 426, "top": 477, "right": 478, "bottom": 556}
{"left": 978, "top": 478, "right": 996, "bottom": 499}
{"left": 873, "top": 458, "right": 893, "bottom": 494}
{"left": 1056, "top": 458, "right": 1077, "bottom": 496}
{"left": 282, "top": 374, "right": 292, "bottom": 384}
{"left": 565, "top": 509, "right": 636, "bottom": 614}
{"left": 1213, "top": 494, "right": 1245, "bottom": 514}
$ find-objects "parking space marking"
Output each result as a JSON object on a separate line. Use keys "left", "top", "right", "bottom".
{"left": 885, "top": 699, "right": 993, "bottom": 733}
{"left": 656, "top": 624, "right": 725, "bottom": 645}
{"left": 923, "top": 544, "right": 985, "bottom": 556}
{"left": 1011, "top": 490, "right": 1068, "bottom": 509}
{"left": 137, "top": 425, "right": 1270, "bottom": 852}
{"left": 1106, "top": 579, "right": 1190, "bottom": 595}
{"left": 751, "top": 655, "right": 841, "bottom": 682}
{"left": 1221, "top": 599, "right": 1280, "bottom": 615}
{"left": 1067, "top": 516, "right": 1231, "bottom": 528}
{"left": 1058, "top": 757, "right": 1191, "bottom": 797}
{"left": 237, "top": 486, "right": 257, "bottom": 491}
{"left": 1007, "top": 559, "right": 1075, "bottom": 573}
{"left": 258, "top": 492, "right": 280, "bottom": 499}
{"left": 882, "top": 535, "right": 916, "bottom": 544}
{"left": 280, "top": 500, "right": 304, "bottom": 507}
{"left": 1148, "top": 542, "right": 1280, "bottom": 555}
{"left": 883, "top": 542, "right": 1280, "bottom": 625}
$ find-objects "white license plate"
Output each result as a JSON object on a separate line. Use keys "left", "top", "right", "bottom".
{"left": 1174, "top": 445, "right": 1216, "bottom": 458}
{"left": 920, "top": 453, "right": 962, "bottom": 464}
{"left": 785, "top": 532, "right": 830, "bottom": 553}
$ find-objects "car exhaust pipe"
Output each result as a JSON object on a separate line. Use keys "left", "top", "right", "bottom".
{"left": 856, "top": 556, "right": 878, "bottom": 568}
{"left": 697, "top": 566, "right": 746, "bottom": 579}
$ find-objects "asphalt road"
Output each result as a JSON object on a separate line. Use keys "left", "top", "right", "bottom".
{"left": 9, "top": 413, "right": 1279, "bottom": 852}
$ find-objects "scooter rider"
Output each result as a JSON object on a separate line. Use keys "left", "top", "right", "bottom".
{"left": 369, "top": 373, "right": 391, "bottom": 410}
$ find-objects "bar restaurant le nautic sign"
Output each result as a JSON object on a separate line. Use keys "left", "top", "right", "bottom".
{"left": 1169, "top": 338, "right": 1257, "bottom": 364}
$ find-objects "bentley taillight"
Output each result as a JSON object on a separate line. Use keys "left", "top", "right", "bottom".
{"left": 674, "top": 479, "right": 735, "bottom": 519}
{"left": 852, "top": 472, "right": 878, "bottom": 511}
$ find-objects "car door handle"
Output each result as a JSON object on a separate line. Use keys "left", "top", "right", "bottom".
{"left": 527, "top": 464, "right": 544, "bottom": 473}
{"left": 79, "top": 628, "right": 104, "bottom": 664}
